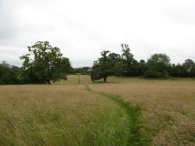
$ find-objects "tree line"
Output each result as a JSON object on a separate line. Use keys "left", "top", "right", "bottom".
{"left": 0, "top": 42, "right": 195, "bottom": 84}
{"left": 91, "top": 44, "right": 195, "bottom": 82}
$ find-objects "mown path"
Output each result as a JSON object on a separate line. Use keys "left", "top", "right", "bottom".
{"left": 85, "top": 85, "right": 151, "bottom": 146}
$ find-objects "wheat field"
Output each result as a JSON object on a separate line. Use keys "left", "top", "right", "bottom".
{"left": 0, "top": 75, "right": 195, "bottom": 146}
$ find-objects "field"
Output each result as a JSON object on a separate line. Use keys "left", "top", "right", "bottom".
{"left": 0, "top": 75, "right": 195, "bottom": 146}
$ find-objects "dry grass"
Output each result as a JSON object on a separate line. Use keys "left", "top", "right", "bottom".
{"left": 0, "top": 84, "right": 129, "bottom": 146}
{"left": 90, "top": 76, "right": 195, "bottom": 146}
{"left": 56, "top": 75, "right": 92, "bottom": 85}
{"left": 1, "top": 75, "right": 195, "bottom": 146}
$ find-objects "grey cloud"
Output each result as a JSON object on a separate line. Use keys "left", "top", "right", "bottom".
{"left": 0, "top": 1, "right": 16, "bottom": 40}
{"left": 0, "top": 0, "right": 195, "bottom": 67}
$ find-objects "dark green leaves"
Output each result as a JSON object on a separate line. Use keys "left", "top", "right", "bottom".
{"left": 20, "top": 41, "right": 71, "bottom": 84}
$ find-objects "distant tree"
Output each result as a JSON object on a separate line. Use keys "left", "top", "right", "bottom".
{"left": 0, "top": 61, "right": 19, "bottom": 84}
{"left": 20, "top": 41, "right": 71, "bottom": 84}
{"left": 137, "top": 60, "right": 147, "bottom": 76}
{"left": 121, "top": 44, "right": 138, "bottom": 76}
{"left": 169, "top": 64, "right": 178, "bottom": 77}
{"left": 183, "top": 59, "right": 195, "bottom": 77}
{"left": 145, "top": 53, "right": 171, "bottom": 78}
{"left": 71, "top": 67, "right": 91, "bottom": 75}
{"left": 91, "top": 50, "right": 112, "bottom": 82}
{"left": 2, "top": 60, "right": 10, "bottom": 68}
{"left": 190, "top": 65, "right": 195, "bottom": 77}
{"left": 169, "top": 64, "right": 184, "bottom": 77}
{"left": 91, "top": 44, "right": 195, "bottom": 80}
{"left": 91, "top": 44, "right": 141, "bottom": 82}
{"left": 183, "top": 59, "right": 194, "bottom": 70}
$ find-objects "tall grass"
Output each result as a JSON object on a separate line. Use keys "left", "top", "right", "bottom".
{"left": 0, "top": 85, "right": 129, "bottom": 146}
{"left": 91, "top": 76, "right": 195, "bottom": 146}
{"left": 0, "top": 75, "right": 195, "bottom": 146}
{"left": 100, "top": 93, "right": 151, "bottom": 146}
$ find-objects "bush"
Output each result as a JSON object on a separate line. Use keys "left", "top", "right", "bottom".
{"left": 0, "top": 64, "right": 19, "bottom": 84}
{"left": 144, "top": 70, "right": 169, "bottom": 78}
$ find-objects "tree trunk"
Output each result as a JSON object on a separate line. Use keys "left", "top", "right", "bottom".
{"left": 104, "top": 77, "right": 107, "bottom": 83}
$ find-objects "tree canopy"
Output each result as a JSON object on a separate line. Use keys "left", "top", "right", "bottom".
{"left": 90, "top": 44, "right": 195, "bottom": 82}
{"left": 0, "top": 61, "right": 19, "bottom": 84}
{"left": 91, "top": 50, "right": 113, "bottom": 82}
{"left": 144, "top": 53, "right": 171, "bottom": 78}
{"left": 20, "top": 41, "right": 71, "bottom": 84}
{"left": 91, "top": 44, "right": 137, "bottom": 82}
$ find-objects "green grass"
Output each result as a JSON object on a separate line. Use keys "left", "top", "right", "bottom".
{"left": 99, "top": 93, "right": 151, "bottom": 146}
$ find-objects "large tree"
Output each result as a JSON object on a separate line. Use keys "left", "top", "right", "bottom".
{"left": 91, "top": 51, "right": 123, "bottom": 82}
{"left": 20, "top": 41, "right": 71, "bottom": 84}
{"left": 145, "top": 53, "right": 171, "bottom": 78}
{"left": 91, "top": 51, "right": 112, "bottom": 82}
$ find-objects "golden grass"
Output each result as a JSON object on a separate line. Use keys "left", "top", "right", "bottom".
{"left": 0, "top": 75, "right": 195, "bottom": 146}
{"left": 56, "top": 75, "right": 92, "bottom": 85}
{"left": 0, "top": 84, "right": 129, "bottom": 146}
{"left": 90, "top": 76, "right": 195, "bottom": 146}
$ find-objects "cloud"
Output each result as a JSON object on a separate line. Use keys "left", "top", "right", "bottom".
{"left": 0, "top": 0, "right": 195, "bottom": 67}
{"left": 0, "top": 1, "right": 17, "bottom": 41}
{"left": 161, "top": 0, "right": 195, "bottom": 25}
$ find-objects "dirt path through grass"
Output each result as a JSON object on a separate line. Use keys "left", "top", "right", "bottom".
{"left": 85, "top": 85, "right": 151, "bottom": 146}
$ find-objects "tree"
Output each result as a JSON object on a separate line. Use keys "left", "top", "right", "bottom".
{"left": 91, "top": 50, "right": 112, "bottom": 82}
{"left": 108, "top": 52, "right": 124, "bottom": 76}
{"left": 121, "top": 44, "right": 138, "bottom": 76}
{"left": 183, "top": 59, "right": 195, "bottom": 77}
{"left": 20, "top": 41, "right": 71, "bottom": 84}
{"left": 0, "top": 61, "right": 19, "bottom": 84}
{"left": 137, "top": 60, "right": 147, "bottom": 76}
{"left": 145, "top": 53, "right": 171, "bottom": 78}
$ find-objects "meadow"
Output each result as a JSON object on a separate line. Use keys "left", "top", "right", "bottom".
{"left": 0, "top": 75, "right": 195, "bottom": 146}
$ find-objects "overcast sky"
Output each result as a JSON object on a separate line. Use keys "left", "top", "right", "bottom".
{"left": 0, "top": 0, "right": 195, "bottom": 67}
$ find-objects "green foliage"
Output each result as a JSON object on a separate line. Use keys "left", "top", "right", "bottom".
{"left": 2, "top": 43, "right": 195, "bottom": 84}
{"left": 91, "top": 44, "right": 138, "bottom": 82}
{"left": 100, "top": 93, "right": 151, "bottom": 146}
{"left": 20, "top": 41, "right": 71, "bottom": 84}
{"left": 137, "top": 60, "right": 147, "bottom": 76}
{"left": 121, "top": 44, "right": 138, "bottom": 76}
{"left": 169, "top": 60, "right": 195, "bottom": 78}
{"left": 91, "top": 45, "right": 195, "bottom": 81}
{"left": 145, "top": 53, "right": 171, "bottom": 78}
{"left": 183, "top": 59, "right": 195, "bottom": 77}
{"left": 144, "top": 70, "right": 169, "bottom": 78}
{"left": 169, "top": 64, "right": 187, "bottom": 77}
{"left": 91, "top": 51, "right": 114, "bottom": 82}
{"left": 0, "top": 62, "right": 19, "bottom": 84}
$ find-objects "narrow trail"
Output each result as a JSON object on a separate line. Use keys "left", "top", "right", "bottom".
{"left": 84, "top": 85, "right": 151, "bottom": 146}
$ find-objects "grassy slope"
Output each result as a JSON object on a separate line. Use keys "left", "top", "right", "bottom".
{"left": 0, "top": 85, "right": 130, "bottom": 146}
